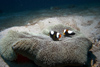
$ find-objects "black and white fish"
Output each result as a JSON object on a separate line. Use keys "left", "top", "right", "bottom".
{"left": 49, "top": 31, "right": 61, "bottom": 41}
{"left": 63, "top": 29, "right": 75, "bottom": 36}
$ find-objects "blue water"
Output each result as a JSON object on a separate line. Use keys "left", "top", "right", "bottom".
{"left": 0, "top": 0, "right": 100, "bottom": 31}
{"left": 0, "top": 0, "right": 100, "bottom": 12}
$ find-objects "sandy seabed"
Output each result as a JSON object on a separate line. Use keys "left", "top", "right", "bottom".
{"left": 0, "top": 3, "right": 100, "bottom": 67}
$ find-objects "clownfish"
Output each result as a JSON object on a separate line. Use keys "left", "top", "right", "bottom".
{"left": 63, "top": 29, "right": 75, "bottom": 36}
{"left": 49, "top": 31, "right": 61, "bottom": 41}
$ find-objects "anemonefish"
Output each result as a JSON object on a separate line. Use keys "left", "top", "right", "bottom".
{"left": 49, "top": 31, "right": 61, "bottom": 41}
{"left": 63, "top": 29, "right": 75, "bottom": 36}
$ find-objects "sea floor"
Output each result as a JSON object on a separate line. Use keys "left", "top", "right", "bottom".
{"left": 0, "top": 3, "right": 100, "bottom": 67}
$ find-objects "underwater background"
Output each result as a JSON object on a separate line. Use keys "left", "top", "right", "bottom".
{"left": 0, "top": 0, "right": 100, "bottom": 12}
{"left": 0, "top": 0, "right": 100, "bottom": 67}
{"left": 0, "top": 0, "right": 100, "bottom": 31}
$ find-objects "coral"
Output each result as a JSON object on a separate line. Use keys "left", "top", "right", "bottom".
{"left": 0, "top": 30, "right": 34, "bottom": 61}
{"left": 0, "top": 24, "right": 92, "bottom": 67}
{"left": 89, "top": 36, "right": 100, "bottom": 67}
